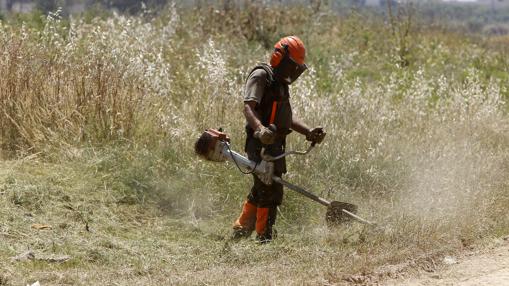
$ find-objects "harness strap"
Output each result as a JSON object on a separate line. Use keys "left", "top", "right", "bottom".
{"left": 269, "top": 101, "right": 278, "bottom": 125}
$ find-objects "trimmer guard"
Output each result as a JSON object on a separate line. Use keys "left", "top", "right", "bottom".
{"left": 326, "top": 201, "right": 359, "bottom": 226}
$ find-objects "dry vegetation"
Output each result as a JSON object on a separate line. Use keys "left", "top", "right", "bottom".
{"left": 1, "top": 3, "right": 509, "bottom": 285}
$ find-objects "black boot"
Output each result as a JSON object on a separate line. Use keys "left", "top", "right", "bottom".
{"left": 231, "top": 228, "right": 252, "bottom": 240}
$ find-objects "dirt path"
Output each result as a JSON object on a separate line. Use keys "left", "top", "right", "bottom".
{"left": 386, "top": 239, "right": 509, "bottom": 286}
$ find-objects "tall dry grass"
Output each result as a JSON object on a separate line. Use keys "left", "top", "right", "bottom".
{"left": 0, "top": 10, "right": 176, "bottom": 152}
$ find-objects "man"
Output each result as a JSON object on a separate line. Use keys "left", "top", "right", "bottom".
{"left": 232, "top": 36, "right": 326, "bottom": 242}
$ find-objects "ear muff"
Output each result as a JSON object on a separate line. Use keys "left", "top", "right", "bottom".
{"left": 270, "top": 44, "right": 289, "bottom": 67}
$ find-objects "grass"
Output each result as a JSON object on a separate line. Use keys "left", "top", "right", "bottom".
{"left": 1, "top": 3, "right": 509, "bottom": 285}
{"left": 0, "top": 157, "right": 453, "bottom": 285}
{"left": 0, "top": 144, "right": 506, "bottom": 285}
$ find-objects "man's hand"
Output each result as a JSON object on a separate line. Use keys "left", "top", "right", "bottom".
{"left": 254, "top": 126, "right": 276, "bottom": 145}
{"left": 306, "top": 127, "right": 326, "bottom": 144}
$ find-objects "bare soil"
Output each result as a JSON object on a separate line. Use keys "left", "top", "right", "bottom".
{"left": 385, "top": 238, "right": 509, "bottom": 286}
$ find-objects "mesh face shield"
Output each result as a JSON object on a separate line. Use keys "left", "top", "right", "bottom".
{"left": 273, "top": 53, "right": 307, "bottom": 85}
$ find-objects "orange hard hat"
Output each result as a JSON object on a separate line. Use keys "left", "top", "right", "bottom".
{"left": 270, "top": 36, "right": 306, "bottom": 67}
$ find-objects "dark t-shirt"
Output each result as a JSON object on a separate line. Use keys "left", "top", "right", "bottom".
{"left": 244, "top": 69, "right": 267, "bottom": 104}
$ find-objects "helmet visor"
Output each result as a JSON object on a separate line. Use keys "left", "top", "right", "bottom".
{"left": 274, "top": 55, "right": 307, "bottom": 84}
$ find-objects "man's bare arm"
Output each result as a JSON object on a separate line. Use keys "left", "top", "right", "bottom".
{"left": 291, "top": 116, "right": 311, "bottom": 136}
{"left": 244, "top": 101, "right": 263, "bottom": 131}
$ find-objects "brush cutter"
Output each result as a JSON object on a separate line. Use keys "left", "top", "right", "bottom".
{"left": 194, "top": 128, "right": 375, "bottom": 226}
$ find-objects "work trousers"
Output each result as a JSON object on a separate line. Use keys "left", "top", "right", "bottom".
{"left": 241, "top": 136, "right": 287, "bottom": 239}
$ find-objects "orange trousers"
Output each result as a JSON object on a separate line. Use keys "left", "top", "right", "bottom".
{"left": 233, "top": 201, "right": 277, "bottom": 239}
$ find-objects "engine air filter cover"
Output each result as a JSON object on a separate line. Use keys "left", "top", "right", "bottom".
{"left": 194, "top": 129, "right": 230, "bottom": 162}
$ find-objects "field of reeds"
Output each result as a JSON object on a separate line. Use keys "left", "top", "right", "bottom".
{"left": 1, "top": 3, "right": 509, "bottom": 285}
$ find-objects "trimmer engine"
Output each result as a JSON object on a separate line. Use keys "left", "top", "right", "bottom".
{"left": 195, "top": 129, "right": 275, "bottom": 185}
{"left": 194, "top": 129, "right": 230, "bottom": 162}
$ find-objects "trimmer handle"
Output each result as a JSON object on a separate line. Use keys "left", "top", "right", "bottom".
{"left": 261, "top": 141, "right": 316, "bottom": 162}
{"left": 308, "top": 127, "right": 326, "bottom": 146}
{"left": 260, "top": 124, "right": 324, "bottom": 161}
